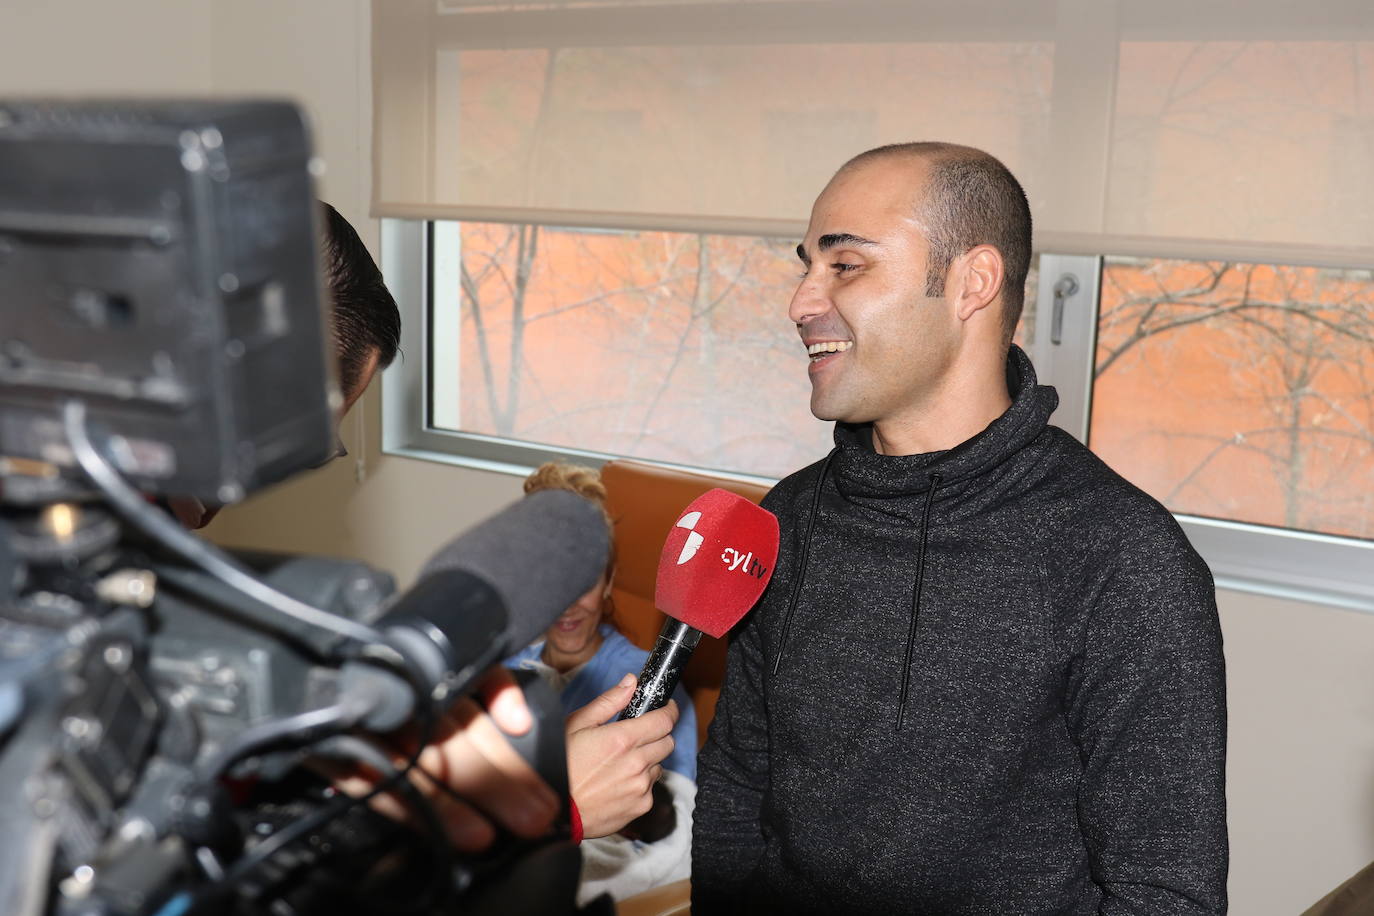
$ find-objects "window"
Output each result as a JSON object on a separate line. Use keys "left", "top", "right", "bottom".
{"left": 388, "top": 231, "right": 1373, "bottom": 609}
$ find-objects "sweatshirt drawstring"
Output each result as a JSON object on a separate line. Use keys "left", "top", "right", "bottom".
{"left": 897, "top": 473, "right": 941, "bottom": 731}
{"left": 772, "top": 449, "right": 836, "bottom": 675}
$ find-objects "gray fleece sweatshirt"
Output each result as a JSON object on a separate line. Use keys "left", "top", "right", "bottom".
{"left": 693, "top": 347, "right": 1228, "bottom": 915}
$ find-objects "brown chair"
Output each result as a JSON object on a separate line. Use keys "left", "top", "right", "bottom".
{"left": 1301, "top": 861, "right": 1374, "bottom": 916}
{"left": 615, "top": 878, "right": 692, "bottom": 916}
{"left": 600, "top": 459, "right": 769, "bottom": 749}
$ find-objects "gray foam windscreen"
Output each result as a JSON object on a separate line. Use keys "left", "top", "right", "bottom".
{"left": 417, "top": 489, "right": 610, "bottom": 652}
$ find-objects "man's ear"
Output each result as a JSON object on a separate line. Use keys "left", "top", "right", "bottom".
{"left": 950, "top": 245, "right": 1005, "bottom": 322}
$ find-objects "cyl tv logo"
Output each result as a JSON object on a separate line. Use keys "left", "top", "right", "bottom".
{"left": 674, "top": 510, "right": 769, "bottom": 579}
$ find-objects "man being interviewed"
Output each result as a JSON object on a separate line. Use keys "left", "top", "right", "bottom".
{"left": 692, "top": 143, "right": 1228, "bottom": 915}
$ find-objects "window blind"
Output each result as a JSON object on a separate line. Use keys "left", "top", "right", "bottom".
{"left": 373, "top": 0, "right": 1374, "bottom": 265}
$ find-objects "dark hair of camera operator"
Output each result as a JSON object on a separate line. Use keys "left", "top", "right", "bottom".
{"left": 319, "top": 201, "right": 400, "bottom": 417}
{"left": 167, "top": 202, "right": 400, "bottom": 529}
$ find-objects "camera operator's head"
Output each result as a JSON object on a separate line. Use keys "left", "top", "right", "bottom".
{"left": 170, "top": 203, "right": 400, "bottom": 529}
{"left": 320, "top": 201, "right": 400, "bottom": 421}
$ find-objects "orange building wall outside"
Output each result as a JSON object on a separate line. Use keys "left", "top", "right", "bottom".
{"left": 1091, "top": 261, "right": 1373, "bottom": 540}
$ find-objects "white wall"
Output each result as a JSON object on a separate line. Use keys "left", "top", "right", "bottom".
{"left": 0, "top": 0, "right": 214, "bottom": 94}
{"left": 1222, "top": 591, "right": 1374, "bottom": 914}
{"left": 3, "top": 3, "right": 1371, "bottom": 913}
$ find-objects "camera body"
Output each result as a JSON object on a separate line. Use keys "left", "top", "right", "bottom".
{"left": 0, "top": 542, "right": 394, "bottom": 915}
{"left": 0, "top": 99, "right": 335, "bottom": 503}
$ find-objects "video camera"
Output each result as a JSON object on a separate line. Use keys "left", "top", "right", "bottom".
{"left": 0, "top": 99, "right": 608, "bottom": 915}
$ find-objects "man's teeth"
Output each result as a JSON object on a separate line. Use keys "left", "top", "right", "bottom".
{"left": 807, "top": 341, "right": 853, "bottom": 356}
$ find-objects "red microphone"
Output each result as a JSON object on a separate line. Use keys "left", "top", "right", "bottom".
{"left": 620, "top": 489, "right": 779, "bottom": 720}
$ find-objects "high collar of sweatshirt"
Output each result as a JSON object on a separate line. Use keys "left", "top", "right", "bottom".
{"left": 829, "top": 345, "right": 1059, "bottom": 508}
{"left": 770, "top": 347, "right": 1060, "bottom": 706}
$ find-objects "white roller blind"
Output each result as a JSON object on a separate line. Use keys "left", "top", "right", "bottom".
{"left": 373, "top": 0, "right": 1374, "bottom": 264}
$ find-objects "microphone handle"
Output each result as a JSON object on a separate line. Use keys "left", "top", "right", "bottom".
{"left": 620, "top": 617, "right": 702, "bottom": 720}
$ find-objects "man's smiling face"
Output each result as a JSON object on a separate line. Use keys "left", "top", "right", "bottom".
{"left": 788, "top": 155, "right": 960, "bottom": 430}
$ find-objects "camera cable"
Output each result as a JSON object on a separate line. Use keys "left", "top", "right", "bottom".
{"left": 61, "top": 400, "right": 402, "bottom": 664}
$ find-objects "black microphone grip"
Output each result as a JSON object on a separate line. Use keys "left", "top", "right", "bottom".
{"left": 619, "top": 618, "right": 701, "bottom": 720}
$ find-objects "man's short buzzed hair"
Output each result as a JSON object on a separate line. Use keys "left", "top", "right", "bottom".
{"left": 842, "top": 142, "right": 1032, "bottom": 347}
{"left": 319, "top": 202, "right": 401, "bottom": 395}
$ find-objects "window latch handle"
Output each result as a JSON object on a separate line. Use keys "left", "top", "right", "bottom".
{"left": 1050, "top": 274, "right": 1080, "bottom": 345}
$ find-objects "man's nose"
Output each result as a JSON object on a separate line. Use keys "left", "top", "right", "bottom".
{"left": 788, "top": 271, "right": 830, "bottom": 326}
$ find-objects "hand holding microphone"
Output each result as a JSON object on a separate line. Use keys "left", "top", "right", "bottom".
{"left": 564, "top": 673, "right": 679, "bottom": 839}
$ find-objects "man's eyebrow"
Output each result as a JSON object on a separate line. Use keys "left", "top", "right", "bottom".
{"left": 796, "top": 233, "right": 880, "bottom": 264}
{"left": 817, "top": 233, "right": 880, "bottom": 252}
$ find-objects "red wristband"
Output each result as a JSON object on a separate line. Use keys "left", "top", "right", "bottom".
{"left": 568, "top": 796, "right": 584, "bottom": 845}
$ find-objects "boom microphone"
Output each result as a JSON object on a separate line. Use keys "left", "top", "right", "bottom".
{"left": 347, "top": 489, "right": 610, "bottom": 730}
{"left": 620, "top": 489, "right": 778, "bottom": 720}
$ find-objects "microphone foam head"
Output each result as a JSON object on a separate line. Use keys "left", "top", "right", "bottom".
{"left": 655, "top": 489, "right": 779, "bottom": 638}
{"left": 419, "top": 489, "right": 611, "bottom": 651}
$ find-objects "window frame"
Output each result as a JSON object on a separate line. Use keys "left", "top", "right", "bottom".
{"left": 383, "top": 219, "right": 1374, "bottom": 612}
